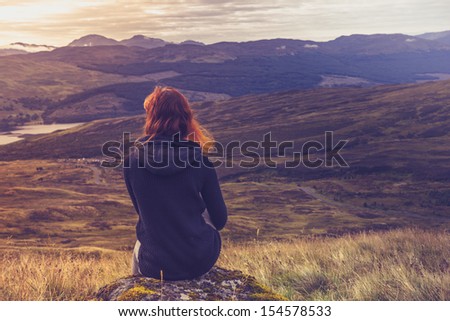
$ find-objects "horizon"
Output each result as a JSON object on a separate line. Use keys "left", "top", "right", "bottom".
{"left": 3, "top": 29, "right": 450, "bottom": 48}
{"left": 1, "top": 0, "right": 449, "bottom": 47}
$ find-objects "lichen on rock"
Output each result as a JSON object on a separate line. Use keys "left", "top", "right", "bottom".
{"left": 117, "top": 285, "right": 157, "bottom": 301}
{"left": 95, "top": 266, "right": 286, "bottom": 301}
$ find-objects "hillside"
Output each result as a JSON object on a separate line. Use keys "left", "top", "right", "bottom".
{"left": 2, "top": 80, "right": 449, "bottom": 169}
{"left": 41, "top": 82, "right": 229, "bottom": 123}
{"left": 0, "top": 81, "right": 449, "bottom": 248}
{"left": 0, "top": 51, "right": 160, "bottom": 129}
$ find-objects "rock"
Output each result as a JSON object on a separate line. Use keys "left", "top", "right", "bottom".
{"left": 96, "top": 266, "right": 286, "bottom": 301}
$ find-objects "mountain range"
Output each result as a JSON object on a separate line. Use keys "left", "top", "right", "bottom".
{"left": 2, "top": 30, "right": 450, "bottom": 129}
{"left": 68, "top": 34, "right": 172, "bottom": 49}
{"left": 3, "top": 30, "right": 450, "bottom": 53}
{"left": 0, "top": 34, "right": 200, "bottom": 55}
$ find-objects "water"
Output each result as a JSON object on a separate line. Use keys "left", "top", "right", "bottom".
{"left": 0, "top": 123, "right": 84, "bottom": 145}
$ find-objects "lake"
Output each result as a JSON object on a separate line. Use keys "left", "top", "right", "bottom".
{"left": 0, "top": 123, "right": 85, "bottom": 145}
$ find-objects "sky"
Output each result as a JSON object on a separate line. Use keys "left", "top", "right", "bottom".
{"left": 0, "top": 0, "right": 449, "bottom": 46}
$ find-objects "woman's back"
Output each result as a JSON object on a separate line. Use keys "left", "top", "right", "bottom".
{"left": 124, "top": 135, "right": 227, "bottom": 280}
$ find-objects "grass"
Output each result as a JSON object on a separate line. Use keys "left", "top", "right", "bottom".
{"left": 219, "top": 229, "right": 449, "bottom": 300}
{"left": 0, "top": 229, "right": 448, "bottom": 301}
{"left": 0, "top": 247, "right": 129, "bottom": 300}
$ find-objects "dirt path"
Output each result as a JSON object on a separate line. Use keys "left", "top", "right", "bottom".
{"left": 81, "top": 164, "right": 102, "bottom": 185}
{"left": 90, "top": 166, "right": 102, "bottom": 185}
{"left": 298, "top": 186, "right": 346, "bottom": 208}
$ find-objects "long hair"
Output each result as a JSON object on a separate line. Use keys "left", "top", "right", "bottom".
{"left": 142, "top": 86, "right": 213, "bottom": 152}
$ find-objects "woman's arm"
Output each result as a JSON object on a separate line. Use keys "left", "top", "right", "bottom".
{"left": 201, "top": 166, "right": 228, "bottom": 231}
{"left": 123, "top": 167, "right": 140, "bottom": 216}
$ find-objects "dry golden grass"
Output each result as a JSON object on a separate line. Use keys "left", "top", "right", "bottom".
{"left": 219, "top": 229, "right": 450, "bottom": 300}
{"left": 0, "top": 229, "right": 448, "bottom": 301}
{"left": 0, "top": 247, "right": 130, "bottom": 301}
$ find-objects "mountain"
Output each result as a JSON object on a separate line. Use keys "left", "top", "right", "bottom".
{"left": 65, "top": 32, "right": 450, "bottom": 55}
{"left": 322, "top": 34, "right": 450, "bottom": 55}
{"left": 68, "top": 34, "right": 168, "bottom": 49}
{"left": 180, "top": 40, "right": 205, "bottom": 46}
{"left": 119, "top": 35, "right": 167, "bottom": 49}
{"left": 417, "top": 30, "right": 450, "bottom": 45}
{"left": 68, "top": 34, "right": 120, "bottom": 47}
{"left": 209, "top": 38, "right": 319, "bottom": 56}
{"left": 209, "top": 34, "right": 450, "bottom": 57}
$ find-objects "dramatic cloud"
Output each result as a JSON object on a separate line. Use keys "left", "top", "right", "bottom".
{"left": 0, "top": 0, "right": 449, "bottom": 46}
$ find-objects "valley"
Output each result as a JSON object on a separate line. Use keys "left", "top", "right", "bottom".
{"left": 1, "top": 79, "right": 449, "bottom": 250}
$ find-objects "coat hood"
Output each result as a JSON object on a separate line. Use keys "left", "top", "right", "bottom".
{"left": 133, "top": 135, "right": 204, "bottom": 176}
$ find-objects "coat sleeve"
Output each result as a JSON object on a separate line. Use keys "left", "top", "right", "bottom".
{"left": 123, "top": 167, "right": 140, "bottom": 216}
{"left": 201, "top": 166, "right": 228, "bottom": 230}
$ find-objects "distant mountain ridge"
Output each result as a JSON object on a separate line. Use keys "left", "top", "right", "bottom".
{"left": 68, "top": 34, "right": 119, "bottom": 47}
{"left": 322, "top": 34, "right": 450, "bottom": 54}
{"left": 3, "top": 30, "right": 450, "bottom": 128}
{"left": 4, "top": 30, "right": 450, "bottom": 55}
{"left": 417, "top": 30, "right": 450, "bottom": 46}
{"left": 64, "top": 32, "right": 450, "bottom": 55}
{"left": 119, "top": 35, "right": 168, "bottom": 49}
{"left": 67, "top": 34, "right": 210, "bottom": 50}
{"left": 67, "top": 34, "right": 205, "bottom": 49}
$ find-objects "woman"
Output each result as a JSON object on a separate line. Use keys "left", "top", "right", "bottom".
{"left": 123, "top": 86, "right": 227, "bottom": 280}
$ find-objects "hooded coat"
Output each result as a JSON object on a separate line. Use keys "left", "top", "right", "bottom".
{"left": 123, "top": 135, "right": 227, "bottom": 280}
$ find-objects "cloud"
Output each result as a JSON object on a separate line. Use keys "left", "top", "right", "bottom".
{"left": 0, "top": 0, "right": 449, "bottom": 46}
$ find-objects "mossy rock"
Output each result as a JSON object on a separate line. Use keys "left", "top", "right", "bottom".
{"left": 96, "top": 266, "right": 287, "bottom": 301}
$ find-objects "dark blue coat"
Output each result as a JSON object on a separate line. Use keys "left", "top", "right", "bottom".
{"left": 123, "top": 136, "right": 227, "bottom": 280}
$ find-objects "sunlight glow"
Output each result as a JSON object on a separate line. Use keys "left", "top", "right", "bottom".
{"left": 0, "top": 0, "right": 110, "bottom": 23}
{"left": 0, "top": 1, "right": 74, "bottom": 22}
{"left": 144, "top": 9, "right": 165, "bottom": 15}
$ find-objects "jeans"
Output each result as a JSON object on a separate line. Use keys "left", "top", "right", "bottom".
{"left": 131, "top": 239, "right": 142, "bottom": 276}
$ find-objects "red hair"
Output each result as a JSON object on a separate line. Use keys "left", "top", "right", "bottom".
{"left": 142, "top": 86, "right": 213, "bottom": 152}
